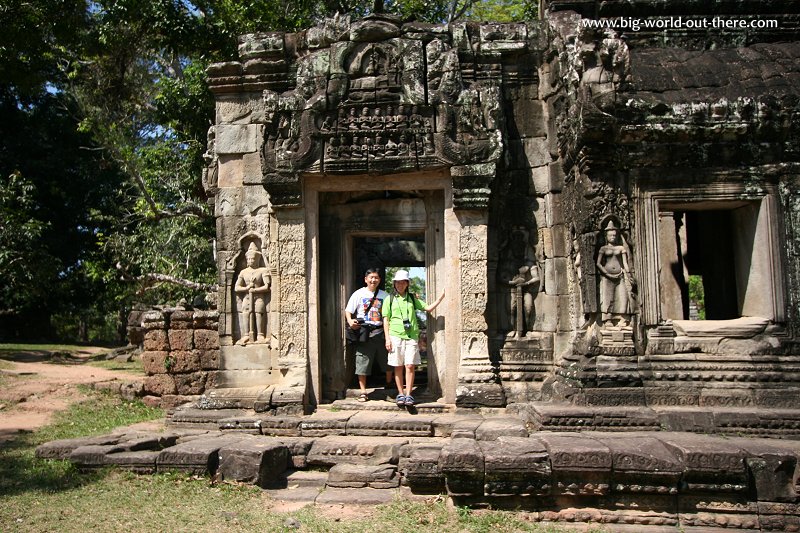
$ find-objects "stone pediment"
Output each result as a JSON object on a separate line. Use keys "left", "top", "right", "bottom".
{"left": 233, "top": 16, "right": 511, "bottom": 206}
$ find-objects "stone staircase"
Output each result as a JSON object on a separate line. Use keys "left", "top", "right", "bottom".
{"left": 35, "top": 400, "right": 800, "bottom": 531}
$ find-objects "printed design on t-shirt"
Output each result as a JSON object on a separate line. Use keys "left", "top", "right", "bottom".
{"left": 361, "top": 298, "right": 383, "bottom": 323}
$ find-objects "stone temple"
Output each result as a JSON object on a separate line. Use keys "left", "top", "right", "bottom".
{"left": 196, "top": 0, "right": 800, "bottom": 427}
{"left": 41, "top": 2, "right": 800, "bottom": 526}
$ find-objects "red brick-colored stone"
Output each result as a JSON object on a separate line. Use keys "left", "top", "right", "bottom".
{"left": 141, "top": 351, "right": 168, "bottom": 375}
{"left": 194, "top": 329, "right": 220, "bottom": 350}
{"left": 141, "top": 395, "right": 162, "bottom": 408}
{"left": 144, "top": 374, "right": 177, "bottom": 396}
{"left": 170, "top": 350, "right": 201, "bottom": 373}
{"left": 174, "top": 372, "right": 208, "bottom": 395}
{"left": 143, "top": 330, "right": 169, "bottom": 351}
{"left": 168, "top": 329, "right": 193, "bottom": 351}
{"left": 199, "top": 349, "right": 221, "bottom": 370}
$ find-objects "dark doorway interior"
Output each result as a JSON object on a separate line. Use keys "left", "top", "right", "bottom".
{"left": 685, "top": 211, "right": 738, "bottom": 320}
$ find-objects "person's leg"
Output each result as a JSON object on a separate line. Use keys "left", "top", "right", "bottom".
{"left": 354, "top": 343, "right": 373, "bottom": 400}
{"left": 403, "top": 339, "right": 421, "bottom": 405}
{"left": 388, "top": 336, "right": 405, "bottom": 405}
{"left": 404, "top": 364, "right": 415, "bottom": 398}
{"left": 394, "top": 365, "right": 404, "bottom": 394}
{"left": 376, "top": 338, "right": 393, "bottom": 389}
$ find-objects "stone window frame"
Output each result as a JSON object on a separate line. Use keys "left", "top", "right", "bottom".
{"left": 633, "top": 179, "right": 785, "bottom": 327}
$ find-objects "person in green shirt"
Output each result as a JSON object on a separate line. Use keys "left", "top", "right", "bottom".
{"left": 383, "top": 269, "right": 444, "bottom": 407}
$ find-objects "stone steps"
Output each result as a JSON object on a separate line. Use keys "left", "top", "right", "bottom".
{"left": 36, "top": 407, "right": 800, "bottom": 531}
{"left": 510, "top": 403, "right": 800, "bottom": 438}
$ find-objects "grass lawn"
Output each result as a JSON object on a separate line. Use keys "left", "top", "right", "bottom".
{"left": 0, "top": 389, "right": 592, "bottom": 532}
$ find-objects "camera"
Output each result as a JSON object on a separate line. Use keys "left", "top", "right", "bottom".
{"left": 403, "top": 319, "right": 412, "bottom": 330}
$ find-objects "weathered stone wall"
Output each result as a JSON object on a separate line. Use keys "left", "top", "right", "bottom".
{"left": 198, "top": 3, "right": 800, "bottom": 410}
{"left": 139, "top": 309, "right": 221, "bottom": 409}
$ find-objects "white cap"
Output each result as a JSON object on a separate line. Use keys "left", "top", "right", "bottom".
{"left": 393, "top": 269, "right": 410, "bottom": 282}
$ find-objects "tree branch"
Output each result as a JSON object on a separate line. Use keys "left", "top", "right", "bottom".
{"left": 116, "top": 262, "right": 215, "bottom": 294}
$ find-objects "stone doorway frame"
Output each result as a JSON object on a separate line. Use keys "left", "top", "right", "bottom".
{"left": 304, "top": 171, "right": 458, "bottom": 406}
{"left": 633, "top": 177, "right": 786, "bottom": 327}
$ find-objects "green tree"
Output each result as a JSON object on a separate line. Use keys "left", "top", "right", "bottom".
{"left": 0, "top": 0, "right": 536, "bottom": 342}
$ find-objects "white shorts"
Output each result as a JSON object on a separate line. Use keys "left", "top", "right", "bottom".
{"left": 387, "top": 336, "right": 421, "bottom": 366}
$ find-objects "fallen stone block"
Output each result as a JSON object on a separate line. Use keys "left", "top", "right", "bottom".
{"left": 265, "top": 469, "right": 328, "bottom": 490}
{"left": 475, "top": 417, "right": 529, "bottom": 440}
{"left": 400, "top": 443, "right": 445, "bottom": 494}
{"left": 481, "top": 436, "right": 550, "bottom": 496}
{"left": 592, "top": 434, "right": 682, "bottom": 496}
{"left": 326, "top": 463, "right": 399, "bottom": 488}
{"left": 218, "top": 438, "right": 289, "bottom": 487}
{"left": 536, "top": 432, "right": 611, "bottom": 496}
{"left": 440, "top": 438, "right": 485, "bottom": 496}
{"left": 430, "top": 414, "right": 483, "bottom": 437}
{"left": 450, "top": 418, "right": 483, "bottom": 439}
{"left": 69, "top": 444, "right": 124, "bottom": 470}
{"left": 727, "top": 437, "right": 799, "bottom": 502}
{"left": 658, "top": 433, "right": 749, "bottom": 494}
{"left": 104, "top": 451, "right": 160, "bottom": 474}
{"left": 306, "top": 436, "right": 405, "bottom": 466}
{"left": 273, "top": 436, "right": 315, "bottom": 468}
{"left": 157, "top": 434, "right": 248, "bottom": 475}
{"left": 36, "top": 435, "right": 123, "bottom": 460}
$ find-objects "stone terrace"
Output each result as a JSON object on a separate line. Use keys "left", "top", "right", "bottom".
{"left": 37, "top": 403, "right": 800, "bottom": 531}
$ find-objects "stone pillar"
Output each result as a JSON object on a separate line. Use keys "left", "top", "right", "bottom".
{"left": 272, "top": 208, "right": 308, "bottom": 409}
{"left": 455, "top": 209, "right": 505, "bottom": 407}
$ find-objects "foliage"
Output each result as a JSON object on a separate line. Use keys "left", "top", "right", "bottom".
{"left": 0, "top": 389, "right": 162, "bottom": 499}
{"left": 384, "top": 266, "right": 426, "bottom": 299}
{"left": 0, "top": 0, "right": 536, "bottom": 343}
{"left": 688, "top": 274, "right": 706, "bottom": 320}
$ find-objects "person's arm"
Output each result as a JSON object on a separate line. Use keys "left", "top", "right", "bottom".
{"left": 383, "top": 295, "right": 393, "bottom": 352}
{"left": 344, "top": 294, "right": 361, "bottom": 329}
{"left": 424, "top": 290, "right": 445, "bottom": 313}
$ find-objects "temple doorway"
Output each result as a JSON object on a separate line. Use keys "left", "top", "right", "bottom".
{"left": 311, "top": 185, "right": 445, "bottom": 404}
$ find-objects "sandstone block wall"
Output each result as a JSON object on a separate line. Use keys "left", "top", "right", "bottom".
{"left": 140, "top": 309, "right": 221, "bottom": 409}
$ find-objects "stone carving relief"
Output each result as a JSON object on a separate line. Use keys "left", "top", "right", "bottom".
{"left": 595, "top": 218, "right": 635, "bottom": 326}
{"left": 201, "top": 126, "right": 218, "bottom": 199}
{"left": 255, "top": 15, "right": 507, "bottom": 207}
{"left": 497, "top": 227, "right": 542, "bottom": 337}
{"left": 233, "top": 241, "right": 271, "bottom": 345}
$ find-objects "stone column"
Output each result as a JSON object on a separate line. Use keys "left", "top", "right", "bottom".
{"left": 272, "top": 208, "right": 308, "bottom": 410}
{"left": 454, "top": 209, "right": 505, "bottom": 407}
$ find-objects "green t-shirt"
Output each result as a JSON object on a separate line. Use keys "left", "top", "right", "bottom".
{"left": 384, "top": 292, "right": 427, "bottom": 340}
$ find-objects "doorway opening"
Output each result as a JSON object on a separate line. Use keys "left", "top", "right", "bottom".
{"left": 658, "top": 200, "right": 774, "bottom": 321}
{"left": 348, "top": 237, "right": 430, "bottom": 391}
{"left": 315, "top": 187, "right": 445, "bottom": 404}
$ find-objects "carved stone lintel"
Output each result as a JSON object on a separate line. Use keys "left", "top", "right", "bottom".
{"left": 263, "top": 172, "right": 301, "bottom": 207}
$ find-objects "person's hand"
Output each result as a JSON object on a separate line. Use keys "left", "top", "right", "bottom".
{"left": 350, "top": 319, "right": 361, "bottom": 329}
{"left": 385, "top": 339, "right": 392, "bottom": 352}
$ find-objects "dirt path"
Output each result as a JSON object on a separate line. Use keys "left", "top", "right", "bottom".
{"left": 0, "top": 347, "right": 145, "bottom": 443}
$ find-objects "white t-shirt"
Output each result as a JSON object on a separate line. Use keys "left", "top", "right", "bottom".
{"left": 345, "top": 287, "right": 389, "bottom": 330}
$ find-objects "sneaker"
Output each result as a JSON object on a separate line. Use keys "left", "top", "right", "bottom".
{"left": 404, "top": 395, "right": 415, "bottom": 406}
{"left": 395, "top": 394, "right": 406, "bottom": 407}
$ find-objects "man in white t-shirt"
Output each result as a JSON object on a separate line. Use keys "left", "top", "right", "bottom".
{"left": 345, "top": 268, "right": 392, "bottom": 401}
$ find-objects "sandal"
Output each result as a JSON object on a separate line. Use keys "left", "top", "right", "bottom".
{"left": 358, "top": 393, "right": 368, "bottom": 402}
{"left": 404, "top": 395, "right": 415, "bottom": 406}
{"left": 395, "top": 394, "right": 406, "bottom": 407}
